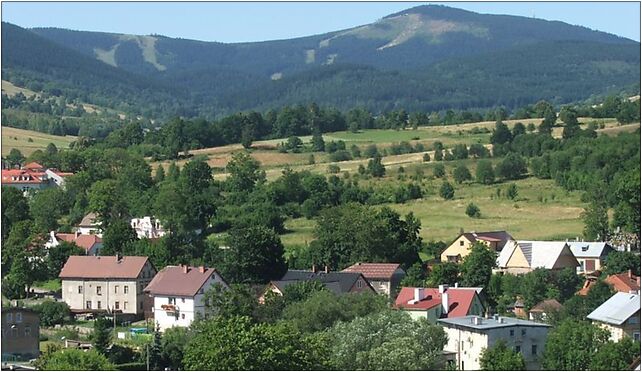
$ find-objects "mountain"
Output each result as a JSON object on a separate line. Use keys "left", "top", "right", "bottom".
{"left": 3, "top": 5, "right": 640, "bottom": 118}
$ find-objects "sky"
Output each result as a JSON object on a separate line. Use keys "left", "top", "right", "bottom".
{"left": 2, "top": 1, "right": 640, "bottom": 43}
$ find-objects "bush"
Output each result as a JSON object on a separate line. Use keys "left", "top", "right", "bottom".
{"left": 439, "top": 181, "right": 455, "bottom": 200}
{"left": 329, "top": 150, "right": 352, "bottom": 162}
{"left": 32, "top": 300, "right": 71, "bottom": 326}
{"left": 328, "top": 164, "right": 340, "bottom": 174}
{"left": 506, "top": 184, "right": 518, "bottom": 200}
{"left": 423, "top": 153, "right": 430, "bottom": 162}
{"left": 453, "top": 165, "right": 472, "bottom": 184}
{"left": 466, "top": 203, "right": 481, "bottom": 218}
{"left": 433, "top": 164, "right": 445, "bottom": 178}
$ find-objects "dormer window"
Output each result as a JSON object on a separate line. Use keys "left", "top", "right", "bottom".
{"left": 581, "top": 246, "right": 589, "bottom": 252}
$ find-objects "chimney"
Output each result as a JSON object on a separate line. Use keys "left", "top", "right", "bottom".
{"left": 442, "top": 292, "right": 449, "bottom": 314}
{"left": 454, "top": 282, "right": 459, "bottom": 288}
{"left": 199, "top": 266, "right": 205, "bottom": 273}
{"left": 324, "top": 265, "right": 330, "bottom": 273}
{"left": 312, "top": 264, "right": 317, "bottom": 273}
{"left": 182, "top": 265, "right": 188, "bottom": 274}
{"left": 408, "top": 288, "right": 425, "bottom": 304}
{"left": 75, "top": 230, "right": 80, "bottom": 239}
{"left": 116, "top": 253, "right": 122, "bottom": 262}
{"left": 473, "top": 316, "right": 482, "bottom": 325}
{"left": 629, "top": 269, "right": 633, "bottom": 279}
{"left": 439, "top": 284, "right": 449, "bottom": 294}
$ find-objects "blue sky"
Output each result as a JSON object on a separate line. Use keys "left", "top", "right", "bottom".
{"left": 2, "top": 2, "right": 640, "bottom": 42}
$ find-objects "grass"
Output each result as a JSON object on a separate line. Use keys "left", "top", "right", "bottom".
{"left": 33, "top": 279, "right": 62, "bottom": 292}
{"left": 279, "top": 176, "right": 585, "bottom": 249}
{"left": 2, "top": 126, "right": 77, "bottom": 156}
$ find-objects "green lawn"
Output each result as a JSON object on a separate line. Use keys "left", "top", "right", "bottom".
{"left": 280, "top": 176, "right": 585, "bottom": 249}
{"left": 2, "top": 126, "right": 77, "bottom": 156}
{"left": 33, "top": 279, "right": 62, "bottom": 292}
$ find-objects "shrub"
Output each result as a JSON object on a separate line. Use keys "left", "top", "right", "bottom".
{"left": 433, "top": 164, "right": 445, "bottom": 178}
{"left": 329, "top": 150, "right": 352, "bottom": 162}
{"left": 327, "top": 164, "right": 340, "bottom": 174}
{"left": 439, "top": 181, "right": 455, "bottom": 200}
{"left": 466, "top": 203, "right": 481, "bottom": 218}
{"left": 31, "top": 300, "right": 71, "bottom": 327}
{"left": 423, "top": 153, "right": 430, "bottom": 162}
{"left": 453, "top": 165, "right": 472, "bottom": 184}
{"left": 506, "top": 184, "right": 518, "bottom": 200}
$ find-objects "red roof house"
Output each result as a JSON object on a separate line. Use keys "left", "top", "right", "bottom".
{"left": 395, "top": 285, "right": 485, "bottom": 323}
{"left": 342, "top": 262, "right": 406, "bottom": 298}
{"left": 606, "top": 270, "right": 641, "bottom": 293}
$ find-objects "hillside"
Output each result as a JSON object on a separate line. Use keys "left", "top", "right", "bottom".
{"left": 2, "top": 5, "right": 639, "bottom": 118}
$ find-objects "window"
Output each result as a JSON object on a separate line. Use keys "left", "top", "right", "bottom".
{"left": 628, "top": 317, "right": 639, "bottom": 324}
{"left": 97, "top": 286, "right": 102, "bottom": 295}
{"left": 357, "top": 280, "right": 363, "bottom": 289}
{"left": 521, "top": 329, "right": 526, "bottom": 336}
{"left": 15, "top": 313, "right": 22, "bottom": 323}
{"left": 86, "top": 301, "right": 92, "bottom": 309}
{"left": 115, "top": 285, "right": 119, "bottom": 294}
{"left": 168, "top": 297, "right": 176, "bottom": 305}
{"left": 124, "top": 286, "right": 129, "bottom": 294}
{"left": 97, "top": 301, "right": 102, "bottom": 309}
{"left": 25, "top": 327, "right": 31, "bottom": 337}
{"left": 115, "top": 302, "right": 120, "bottom": 310}
{"left": 124, "top": 302, "right": 128, "bottom": 310}
{"left": 11, "top": 328, "right": 18, "bottom": 337}
{"left": 510, "top": 330, "right": 514, "bottom": 336}
{"left": 634, "top": 333, "right": 640, "bottom": 342}
{"left": 78, "top": 285, "right": 83, "bottom": 294}
{"left": 181, "top": 314, "right": 185, "bottom": 320}
{"left": 460, "top": 240, "right": 464, "bottom": 246}
{"left": 461, "top": 341, "right": 464, "bottom": 350}
{"left": 515, "top": 346, "right": 521, "bottom": 353}
{"left": 181, "top": 298, "right": 185, "bottom": 303}
{"left": 532, "top": 345, "right": 538, "bottom": 356}
{"left": 6, "top": 313, "right": 12, "bottom": 322}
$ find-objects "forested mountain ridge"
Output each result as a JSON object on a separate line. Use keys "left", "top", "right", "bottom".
{"left": 2, "top": 5, "right": 640, "bottom": 118}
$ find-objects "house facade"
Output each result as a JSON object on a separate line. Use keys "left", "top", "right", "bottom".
{"left": 1, "top": 162, "right": 73, "bottom": 194}
{"left": 341, "top": 262, "right": 405, "bottom": 298}
{"left": 496, "top": 240, "right": 579, "bottom": 274}
{"left": 438, "top": 315, "right": 551, "bottom": 371}
{"left": 59, "top": 256, "right": 156, "bottom": 320}
{"left": 76, "top": 212, "right": 103, "bottom": 236}
{"left": 567, "top": 242, "right": 613, "bottom": 274}
{"left": 1, "top": 307, "right": 40, "bottom": 361}
{"left": 587, "top": 292, "right": 641, "bottom": 342}
{"left": 441, "top": 231, "right": 513, "bottom": 263}
{"left": 131, "top": 217, "right": 168, "bottom": 239}
{"left": 144, "top": 265, "right": 229, "bottom": 332}
{"left": 395, "top": 285, "right": 485, "bottom": 323}
{"left": 528, "top": 299, "right": 562, "bottom": 322}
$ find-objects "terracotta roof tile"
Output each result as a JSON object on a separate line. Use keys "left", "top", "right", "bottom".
{"left": 342, "top": 263, "right": 402, "bottom": 280}
{"left": 395, "top": 287, "right": 478, "bottom": 317}
{"left": 59, "top": 256, "right": 149, "bottom": 279}
{"left": 530, "top": 299, "right": 562, "bottom": 312}
{"left": 606, "top": 271, "right": 641, "bottom": 293}
{"left": 144, "top": 265, "right": 227, "bottom": 297}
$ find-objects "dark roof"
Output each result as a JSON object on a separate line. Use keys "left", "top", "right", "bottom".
{"left": 144, "top": 265, "right": 227, "bottom": 297}
{"left": 530, "top": 299, "right": 563, "bottom": 313}
{"left": 271, "top": 280, "right": 343, "bottom": 295}
{"left": 277, "top": 270, "right": 372, "bottom": 293}
{"left": 59, "top": 256, "right": 149, "bottom": 279}
{"left": 78, "top": 212, "right": 100, "bottom": 227}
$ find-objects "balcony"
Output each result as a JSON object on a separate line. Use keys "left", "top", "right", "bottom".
{"left": 160, "top": 304, "right": 179, "bottom": 314}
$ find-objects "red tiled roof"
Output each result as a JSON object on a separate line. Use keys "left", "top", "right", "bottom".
{"left": 1, "top": 169, "right": 49, "bottom": 184}
{"left": 530, "top": 299, "right": 562, "bottom": 312}
{"left": 395, "top": 287, "right": 478, "bottom": 318}
{"left": 24, "top": 162, "right": 44, "bottom": 170}
{"left": 144, "top": 265, "right": 227, "bottom": 297}
{"left": 59, "top": 256, "right": 149, "bottom": 279}
{"left": 342, "top": 263, "right": 402, "bottom": 280}
{"left": 606, "top": 271, "right": 641, "bottom": 293}
{"left": 55, "top": 233, "right": 102, "bottom": 253}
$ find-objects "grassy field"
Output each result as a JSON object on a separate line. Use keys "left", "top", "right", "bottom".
{"left": 2, "top": 80, "right": 39, "bottom": 98}
{"left": 2, "top": 126, "right": 77, "bottom": 156}
{"left": 280, "top": 176, "right": 585, "bottom": 249}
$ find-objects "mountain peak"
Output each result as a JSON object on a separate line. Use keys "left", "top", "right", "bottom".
{"left": 384, "top": 5, "right": 479, "bottom": 20}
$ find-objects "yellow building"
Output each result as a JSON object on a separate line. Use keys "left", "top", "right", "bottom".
{"left": 440, "top": 231, "right": 513, "bottom": 263}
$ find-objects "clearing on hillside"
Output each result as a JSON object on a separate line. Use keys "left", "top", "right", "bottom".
{"left": 1, "top": 126, "right": 77, "bottom": 156}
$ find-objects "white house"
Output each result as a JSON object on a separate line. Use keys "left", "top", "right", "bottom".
{"left": 567, "top": 241, "right": 613, "bottom": 274}
{"left": 45, "top": 231, "right": 103, "bottom": 256}
{"left": 130, "top": 217, "right": 168, "bottom": 239}
{"left": 496, "top": 240, "right": 579, "bottom": 275}
{"left": 438, "top": 315, "right": 551, "bottom": 371}
{"left": 76, "top": 213, "right": 103, "bottom": 237}
{"left": 144, "top": 265, "right": 229, "bottom": 332}
{"left": 587, "top": 292, "right": 641, "bottom": 342}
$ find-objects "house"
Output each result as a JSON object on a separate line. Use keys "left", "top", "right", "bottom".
{"left": 587, "top": 292, "right": 641, "bottom": 342}
{"left": 341, "top": 262, "right": 406, "bottom": 298}
{"left": 1, "top": 162, "right": 73, "bottom": 194}
{"left": 439, "top": 315, "right": 551, "bottom": 371}
{"left": 441, "top": 231, "right": 513, "bottom": 263}
{"left": 1, "top": 308, "right": 40, "bottom": 361}
{"left": 528, "top": 299, "right": 562, "bottom": 322}
{"left": 259, "top": 267, "right": 375, "bottom": 303}
{"left": 59, "top": 256, "right": 156, "bottom": 320}
{"left": 567, "top": 242, "right": 613, "bottom": 274}
{"left": 144, "top": 265, "right": 229, "bottom": 332}
{"left": 131, "top": 217, "right": 168, "bottom": 239}
{"left": 76, "top": 213, "right": 102, "bottom": 237}
{"left": 496, "top": 240, "right": 580, "bottom": 274}
{"left": 394, "top": 285, "right": 485, "bottom": 323}
{"left": 606, "top": 270, "right": 641, "bottom": 294}
{"left": 45, "top": 231, "right": 103, "bottom": 256}
{"left": 512, "top": 297, "right": 527, "bottom": 318}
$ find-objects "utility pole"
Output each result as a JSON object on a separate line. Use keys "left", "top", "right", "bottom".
{"left": 147, "top": 343, "right": 150, "bottom": 371}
